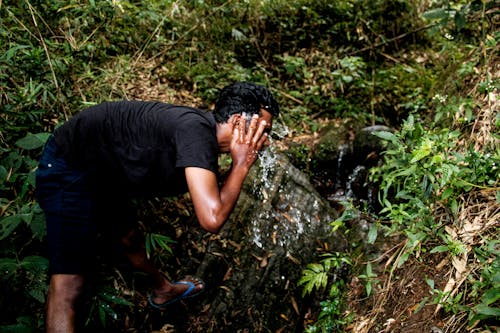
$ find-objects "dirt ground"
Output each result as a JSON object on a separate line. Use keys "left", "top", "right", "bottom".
{"left": 345, "top": 238, "right": 449, "bottom": 333}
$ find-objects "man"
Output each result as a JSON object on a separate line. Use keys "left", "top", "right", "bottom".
{"left": 35, "top": 82, "right": 279, "bottom": 332}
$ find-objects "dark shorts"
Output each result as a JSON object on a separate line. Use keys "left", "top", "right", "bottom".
{"left": 36, "top": 136, "right": 135, "bottom": 275}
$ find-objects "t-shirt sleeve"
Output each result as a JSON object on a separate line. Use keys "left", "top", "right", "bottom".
{"left": 174, "top": 113, "right": 219, "bottom": 174}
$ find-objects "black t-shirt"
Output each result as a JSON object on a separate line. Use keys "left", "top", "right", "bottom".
{"left": 53, "top": 101, "right": 219, "bottom": 196}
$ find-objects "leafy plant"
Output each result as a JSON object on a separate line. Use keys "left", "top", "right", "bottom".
{"left": 0, "top": 255, "right": 48, "bottom": 332}
{"left": 305, "top": 298, "right": 353, "bottom": 333}
{"left": 422, "top": 0, "right": 496, "bottom": 35}
{"left": 299, "top": 252, "right": 352, "bottom": 332}
{"left": 358, "top": 262, "right": 379, "bottom": 297}
{"left": 299, "top": 253, "right": 351, "bottom": 296}
{"left": 469, "top": 240, "right": 500, "bottom": 325}
{"left": 369, "top": 103, "right": 499, "bottom": 326}
{"left": 145, "top": 232, "right": 176, "bottom": 259}
{"left": 370, "top": 114, "right": 495, "bottom": 233}
{"left": 86, "top": 286, "right": 133, "bottom": 329}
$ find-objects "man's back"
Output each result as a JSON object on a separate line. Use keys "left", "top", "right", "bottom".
{"left": 53, "top": 101, "right": 219, "bottom": 195}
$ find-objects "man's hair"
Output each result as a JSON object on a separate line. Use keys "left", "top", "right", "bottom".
{"left": 214, "top": 82, "right": 279, "bottom": 123}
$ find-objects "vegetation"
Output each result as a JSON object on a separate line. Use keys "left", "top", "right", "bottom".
{"left": 0, "top": 0, "right": 498, "bottom": 332}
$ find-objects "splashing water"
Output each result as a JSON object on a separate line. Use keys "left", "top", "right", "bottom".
{"left": 246, "top": 121, "right": 334, "bottom": 253}
{"left": 243, "top": 116, "right": 290, "bottom": 192}
{"left": 336, "top": 143, "right": 351, "bottom": 188}
{"left": 249, "top": 178, "right": 332, "bottom": 252}
{"left": 254, "top": 122, "right": 290, "bottom": 195}
{"left": 269, "top": 121, "right": 290, "bottom": 141}
{"left": 257, "top": 148, "right": 277, "bottom": 192}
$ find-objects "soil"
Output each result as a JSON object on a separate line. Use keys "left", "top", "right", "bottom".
{"left": 345, "top": 236, "right": 449, "bottom": 333}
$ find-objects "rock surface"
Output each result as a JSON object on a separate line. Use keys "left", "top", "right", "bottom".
{"left": 180, "top": 152, "right": 347, "bottom": 332}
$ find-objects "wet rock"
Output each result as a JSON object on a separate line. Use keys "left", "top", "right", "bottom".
{"left": 189, "top": 152, "right": 347, "bottom": 332}
{"left": 308, "top": 123, "right": 354, "bottom": 199}
{"left": 352, "top": 125, "right": 393, "bottom": 167}
{"left": 314, "top": 123, "right": 351, "bottom": 167}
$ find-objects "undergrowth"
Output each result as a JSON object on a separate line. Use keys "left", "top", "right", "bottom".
{"left": 298, "top": 1, "right": 499, "bottom": 332}
{"left": 1, "top": 0, "right": 498, "bottom": 331}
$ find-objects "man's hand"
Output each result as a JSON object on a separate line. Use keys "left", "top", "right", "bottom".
{"left": 185, "top": 112, "right": 270, "bottom": 234}
{"left": 232, "top": 113, "right": 269, "bottom": 168}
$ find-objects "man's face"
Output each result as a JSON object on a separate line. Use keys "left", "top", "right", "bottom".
{"left": 260, "top": 109, "right": 273, "bottom": 135}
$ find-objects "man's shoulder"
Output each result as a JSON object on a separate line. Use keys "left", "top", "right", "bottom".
{"left": 79, "top": 100, "right": 215, "bottom": 127}
{"left": 166, "top": 105, "right": 216, "bottom": 125}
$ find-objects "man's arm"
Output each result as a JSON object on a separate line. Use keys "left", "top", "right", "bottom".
{"left": 185, "top": 115, "right": 268, "bottom": 233}
{"left": 185, "top": 165, "right": 249, "bottom": 233}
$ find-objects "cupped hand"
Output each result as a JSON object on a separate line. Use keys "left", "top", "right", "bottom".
{"left": 231, "top": 113, "right": 269, "bottom": 168}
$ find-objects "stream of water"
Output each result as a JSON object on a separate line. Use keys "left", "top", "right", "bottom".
{"left": 247, "top": 121, "right": 338, "bottom": 252}
{"left": 245, "top": 121, "right": 377, "bottom": 252}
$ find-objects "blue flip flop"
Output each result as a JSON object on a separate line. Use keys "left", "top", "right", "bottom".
{"left": 148, "top": 276, "right": 205, "bottom": 310}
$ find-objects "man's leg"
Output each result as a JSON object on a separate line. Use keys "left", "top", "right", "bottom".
{"left": 120, "top": 228, "right": 204, "bottom": 305}
{"left": 46, "top": 274, "right": 85, "bottom": 333}
{"left": 36, "top": 140, "right": 97, "bottom": 330}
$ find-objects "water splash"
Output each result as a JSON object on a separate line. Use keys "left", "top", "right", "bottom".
{"left": 257, "top": 148, "right": 277, "bottom": 192}
{"left": 254, "top": 122, "right": 290, "bottom": 196}
{"left": 345, "top": 165, "right": 367, "bottom": 198}
{"left": 336, "top": 143, "right": 351, "bottom": 189}
{"left": 249, "top": 184, "right": 331, "bottom": 251}
{"left": 242, "top": 120, "right": 333, "bottom": 252}
{"left": 269, "top": 121, "right": 290, "bottom": 141}
{"left": 247, "top": 125, "right": 334, "bottom": 253}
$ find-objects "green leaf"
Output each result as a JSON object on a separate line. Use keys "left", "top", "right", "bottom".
{"left": 1, "top": 44, "right": 30, "bottom": 61}
{"left": 304, "top": 263, "right": 322, "bottom": 274}
{"left": 372, "top": 131, "right": 397, "bottom": 143}
{"left": 0, "top": 215, "right": 23, "bottom": 240}
{"left": 29, "top": 209, "right": 47, "bottom": 240}
{"left": 366, "top": 262, "right": 373, "bottom": 277}
{"left": 430, "top": 245, "right": 449, "bottom": 253}
{"left": 0, "top": 258, "right": 18, "bottom": 280}
{"left": 99, "top": 290, "right": 133, "bottom": 306}
{"left": 394, "top": 165, "right": 417, "bottom": 177}
{"left": 441, "top": 187, "right": 454, "bottom": 200}
{"left": 422, "top": 8, "right": 449, "bottom": 20}
{"left": 330, "top": 220, "right": 345, "bottom": 232}
{"left": 396, "top": 251, "right": 410, "bottom": 268}
{"left": 367, "top": 224, "right": 378, "bottom": 244}
{"left": 482, "top": 288, "right": 500, "bottom": 306}
{"left": 365, "top": 281, "right": 372, "bottom": 296}
{"left": 472, "top": 304, "right": 500, "bottom": 317}
{"left": 454, "top": 11, "right": 466, "bottom": 31}
{"left": 145, "top": 233, "right": 175, "bottom": 257}
{"left": 27, "top": 287, "right": 46, "bottom": 303}
{"left": 98, "top": 303, "right": 107, "bottom": 326}
{"left": 100, "top": 302, "right": 118, "bottom": 320}
{"left": 410, "top": 148, "right": 431, "bottom": 163}
{"left": 19, "top": 256, "right": 49, "bottom": 273}
{"left": 0, "top": 165, "right": 8, "bottom": 184}
{"left": 0, "top": 323, "right": 35, "bottom": 333}
{"left": 15, "top": 133, "right": 51, "bottom": 150}
{"left": 450, "top": 199, "right": 458, "bottom": 215}
{"left": 299, "top": 263, "right": 329, "bottom": 296}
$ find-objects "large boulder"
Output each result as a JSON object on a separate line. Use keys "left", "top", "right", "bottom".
{"left": 177, "top": 152, "right": 347, "bottom": 332}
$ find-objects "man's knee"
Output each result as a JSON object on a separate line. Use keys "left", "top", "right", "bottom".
{"left": 49, "top": 274, "right": 85, "bottom": 302}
